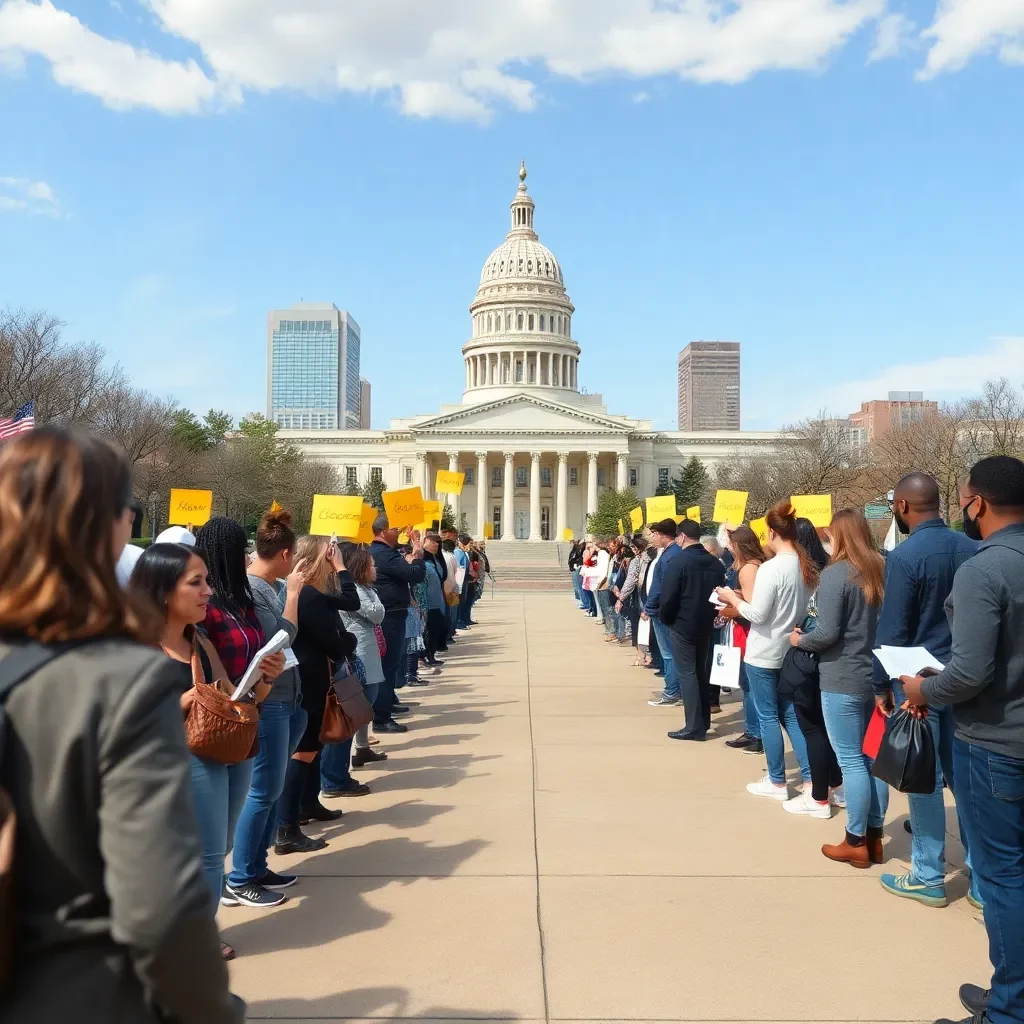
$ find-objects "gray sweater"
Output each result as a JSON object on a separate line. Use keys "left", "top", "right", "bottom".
{"left": 340, "top": 583, "right": 386, "bottom": 685}
{"left": 797, "top": 560, "right": 878, "bottom": 697}
{"left": 247, "top": 574, "right": 299, "bottom": 704}
{"left": 922, "top": 523, "right": 1024, "bottom": 758}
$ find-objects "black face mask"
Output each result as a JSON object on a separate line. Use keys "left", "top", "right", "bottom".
{"left": 893, "top": 509, "right": 911, "bottom": 536}
{"left": 961, "top": 497, "right": 983, "bottom": 541}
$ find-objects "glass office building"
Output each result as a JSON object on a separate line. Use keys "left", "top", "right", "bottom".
{"left": 267, "top": 303, "right": 362, "bottom": 430}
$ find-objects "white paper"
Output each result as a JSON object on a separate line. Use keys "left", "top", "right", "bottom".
{"left": 230, "top": 628, "right": 292, "bottom": 701}
{"left": 637, "top": 617, "right": 651, "bottom": 646}
{"left": 708, "top": 591, "right": 726, "bottom": 609}
{"left": 872, "top": 645, "right": 944, "bottom": 682}
{"left": 282, "top": 646, "right": 298, "bottom": 670}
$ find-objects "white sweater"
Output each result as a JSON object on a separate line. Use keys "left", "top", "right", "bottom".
{"left": 737, "top": 553, "right": 813, "bottom": 670}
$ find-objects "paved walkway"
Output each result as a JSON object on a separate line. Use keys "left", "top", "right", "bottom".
{"left": 226, "top": 592, "right": 991, "bottom": 1024}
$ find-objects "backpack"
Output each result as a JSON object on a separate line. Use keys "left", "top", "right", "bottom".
{"left": 0, "top": 643, "right": 74, "bottom": 992}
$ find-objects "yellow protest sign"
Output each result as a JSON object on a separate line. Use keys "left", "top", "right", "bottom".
{"left": 562, "top": 527, "right": 574, "bottom": 541}
{"left": 483, "top": 522, "right": 494, "bottom": 539}
{"left": 382, "top": 486, "right": 425, "bottom": 528}
{"left": 646, "top": 495, "right": 676, "bottom": 522}
{"left": 168, "top": 488, "right": 213, "bottom": 527}
{"left": 713, "top": 489, "right": 748, "bottom": 524}
{"left": 686, "top": 505, "right": 701, "bottom": 523}
{"left": 398, "top": 531, "right": 409, "bottom": 545}
{"left": 309, "top": 494, "right": 363, "bottom": 538}
{"left": 750, "top": 517, "right": 770, "bottom": 545}
{"left": 423, "top": 500, "right": 442, "bottom": 525}
{"left": 413, "top": 522, "right": 430, "bottom": 535}
{"left": 269, "top": 499, "right": 282, "bottom": 514}
{"left": 357, "top": 503, "right": 376, "bottom": 544}
{"left": 672, "top": 515, "right": 685, "bottom": 523}
{"left": 629, "top": 506, "right": 643, "bottom": 531}
{"left": 791, "top": 494, "right": 833, "bottom": 528}
{"left": 436, "top": 469, "right": 465, "bottom": 495}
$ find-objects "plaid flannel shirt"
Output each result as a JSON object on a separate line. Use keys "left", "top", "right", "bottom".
{"left": 200, "top": 600, "right": 265, "bottom": 684}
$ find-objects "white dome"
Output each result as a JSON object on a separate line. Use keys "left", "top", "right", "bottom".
{"left": 462, "top": 162, "right": 581, "bottom": 402}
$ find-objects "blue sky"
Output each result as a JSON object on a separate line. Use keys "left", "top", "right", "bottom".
{"left": 2, "top": 0, "right": 1023, "bottom": 431}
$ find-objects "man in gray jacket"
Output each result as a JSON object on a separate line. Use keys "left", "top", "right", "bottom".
{"left": 902, "top": 456, "right": 1024, "bottom": 1024}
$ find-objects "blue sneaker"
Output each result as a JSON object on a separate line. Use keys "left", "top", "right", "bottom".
{"left": 967, "top": 879, "right": 984, "bottom": 911}
{"left": 879, "top": 872, "right": 948, "bottom": 907}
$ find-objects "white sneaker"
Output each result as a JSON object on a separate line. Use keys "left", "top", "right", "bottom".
{"left": 746, "top": 775, "right": 790, "bottom": 801}
{"left": 782, "top": 791, "right": 832, "bottom": 819}
{"left": 830, "top": 785, "right": 846, "bottom": 808}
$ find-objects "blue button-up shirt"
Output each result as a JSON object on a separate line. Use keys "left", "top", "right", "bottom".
{"left": 872, "top": 518, "right": 977, "bottom": 693}
{"left": 643, "top": 543, "right": 682, "bottom": 617}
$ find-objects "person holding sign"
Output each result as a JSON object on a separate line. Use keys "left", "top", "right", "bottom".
{"left": 716, "top": 501, "right": 817, "bottom": 801}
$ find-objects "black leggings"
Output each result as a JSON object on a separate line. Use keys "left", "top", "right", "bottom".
{"left": 794, "top": 696, "right": 842, "bottom": 802}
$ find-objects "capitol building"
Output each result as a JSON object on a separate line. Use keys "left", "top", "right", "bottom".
{"left": 283, "top": 164, "right": 781, "bottom": 541}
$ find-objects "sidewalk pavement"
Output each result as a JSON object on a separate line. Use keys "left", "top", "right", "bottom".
{"left": 223, "top": 592, "right": 990, "bottom": 1024}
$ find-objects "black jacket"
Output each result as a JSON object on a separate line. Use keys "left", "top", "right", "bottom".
{"left": 370, "top": 540, "right": 427, "bottom": 616}
{"left": 658, "top": 544, "right": 727, "bottom": 639}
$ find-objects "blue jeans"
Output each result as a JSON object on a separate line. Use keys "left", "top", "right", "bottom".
{"left": 572, "top": 568, "right": 583, "bottom": 605}
{"left": 651, "top": 619, "right": 680, "bottom": 699}
{"left": 190, "top": 755, "right": 254, "bottom": 908}
{"left": 581, "top": 589, "right": 595, "bottom": 615}
{"left": 596, "top": 590, "right": 614, "bottom": 633}
{"left": 321, "top": 683, "right": 378, "bottom": 788}
{"left": 739, "top": 662, "right": 760, "bottom": 738}
{"left": 892, "top": 681, "right": 971, "bottom": 887}
{"left": 821, "top": 692, "right": 889, "bottom": 837}
{"left": 228, "top": 699, "right": 307, "bottom": 887}
{"left": 954, "top": 738, "right": 1024, "bottom": 1024}
{"left": 745, "top": 664, "right": 811, "bottom": 784}
{"left": 374, "top": 612, "right": 406, "bottom": 723}
{"left": 447, "top": 601, "right": 459, "bottom": 639}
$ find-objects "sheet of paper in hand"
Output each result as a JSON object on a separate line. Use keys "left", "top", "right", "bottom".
{"left": 231, "top": 629, "right": 292, "bottom": 701}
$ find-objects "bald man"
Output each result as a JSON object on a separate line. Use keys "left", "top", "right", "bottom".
{"left": 874, "top": 472, "right": 978, "bottom": 909}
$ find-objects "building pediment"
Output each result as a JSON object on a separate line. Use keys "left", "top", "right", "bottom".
{"left": 406, "top": 393, "right": 634, "bottom": 436}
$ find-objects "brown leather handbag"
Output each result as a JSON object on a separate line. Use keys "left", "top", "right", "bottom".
{"left": 320, "top": 660, "right": 374, "bottom": 744}
{"left": 184, "top": 636, "right": 260, "bottom": 764}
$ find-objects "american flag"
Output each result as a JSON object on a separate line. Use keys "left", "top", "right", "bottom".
{"left": 0, "top": 401, "right": 35, "bottom": 441}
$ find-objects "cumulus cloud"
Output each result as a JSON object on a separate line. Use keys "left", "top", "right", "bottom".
{"left": 0, "top": 0, "right": 888, "bottom": 120}
{"left": 0, "top": 175, "right": 62, "bottom": 216}
{"left": 919, "top": 0, "right": 1024, "bottom": 77}
{"left": 869, "top": 11, "right": 915, "bottom": 61}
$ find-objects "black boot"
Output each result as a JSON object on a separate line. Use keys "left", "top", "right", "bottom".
{"left": 274, "top": 823, "right": 327, "bottom": 855}
{"left": 298, "top": 750, "right": 343, "bottom": 822}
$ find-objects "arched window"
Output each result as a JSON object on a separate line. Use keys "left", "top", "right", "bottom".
{"left": 528, "top": 314, "right": 534, "bottom": 330}
{"left": 487, "top": 314, "right": 492, "bottom": 332}
{"left": 539, "top": 314, "right": 545, "bottom": 331}
{"left": 518, "top": 258, "right": 524, "bottom": 272}
{"left": 517, "top": 313, "right": 524, "bottom": 330}
{"left": 527, "top": 259, "right": 533, "bottom": 272}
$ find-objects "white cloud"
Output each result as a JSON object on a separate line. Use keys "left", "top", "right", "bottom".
{"left": 869, "top": 11, "right": 915, "bottom": 60}
{"left": 631, "top": 90, "right": 651, "bottom": 103}
{"left": 0, "top": 0, "right": 888, "bottom": 121}
{"left": 803, "top": 336, "right": 1024, "bottom": 419}
{"left": 919, "top": 0, "right": 1024, "bottom": 77}
{"left": 0, "top": 0, "right": 228, "bottom": 113}
{"left": 0, "top": 175, "right": 62, "bottom": 216}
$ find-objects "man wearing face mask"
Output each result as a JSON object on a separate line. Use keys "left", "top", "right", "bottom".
{"left": 873, "top": 472, "right": 977, "bottom": 910}
{"left": 900, "top": 456, "right": 1024, "bottom": 1024}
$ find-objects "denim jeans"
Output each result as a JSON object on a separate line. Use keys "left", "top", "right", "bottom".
{"left": 821, "top": 691, "right": 889, "bottom": 836}
{"left": 745, "top": 664, "right": 811, "bottom": 784}
{"left": 447, "top": 601, "right": 459, "bottom": 639}
{"left": 954, "top": 738, "right": 1024, "bottom": 1024}
{"left": 572, "top": 568, "right": 583, "bottom": 606}
{"left": 738, "top": 663, "right": 760, "bottom": 738}
{"left": 892, "top": 681, "right": 970, "bottom": 887}
{"left": 596, "top": 590, "right": 614, "bottom": 633}
{"left": 190, "top": 754, "right": 255, "bottom": 908}
{"left": 227, "top": 699, "right": 306, "bottom": 888}
{"left": 651, "top": 619, "right": 680, "bottom": 699}
{"left": 374, "top": 612, "right": 407, "bottom": 724}
{"left": 322, "top": 681, "right": 381, "bottom": 787}
{"left": 581, "top": 589, "right": 595, "bottom": 615}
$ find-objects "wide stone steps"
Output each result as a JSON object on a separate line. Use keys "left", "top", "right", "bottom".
{"left": 483, "top": 541, "right": 572, "bottom": 590}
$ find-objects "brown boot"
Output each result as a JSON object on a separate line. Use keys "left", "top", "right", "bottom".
{"left": 866, "top": 825, "right": 885, "bottom": 864}
{"left": 822, "top": 832, "right": 871, "bottom": 869}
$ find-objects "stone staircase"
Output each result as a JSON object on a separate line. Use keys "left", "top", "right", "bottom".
{"left": 482, "top": 541, "right": 573, "bottom": 591}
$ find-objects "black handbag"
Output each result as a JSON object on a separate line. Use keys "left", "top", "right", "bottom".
{"left": 871, "top": 707, "right": 936, "bottom": 794}
{"left": 777, "top": 647, "right": 820, "bottom": 709}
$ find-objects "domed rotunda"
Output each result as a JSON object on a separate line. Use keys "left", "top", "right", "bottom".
{"left": 463, "top": 162, "right": 581, "bottom": 401}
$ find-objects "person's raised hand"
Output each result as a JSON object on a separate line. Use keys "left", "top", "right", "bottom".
{"left": 286, "top": 557, "right": 310, "bottom": 594}
{"left": 326, "top": 542, "right": 346, "bottom": 573}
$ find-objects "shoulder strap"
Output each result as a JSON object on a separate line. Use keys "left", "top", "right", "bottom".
{"left": 0, "top": 644, "right": 72, "bottom": 706}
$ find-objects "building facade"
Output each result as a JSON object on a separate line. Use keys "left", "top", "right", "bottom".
{"left": 267, "top": 302, "right": 362, "bottom": 430}
{"left": 848, "top": 390, "right": 938, "bottom": 443}
{"left": 677, "top": 341, "right": 741, "bottom": 431}
{"left": 283, "top": 166, "right": 782, "bottom": 540}
{"left": 359, "top": 378, "right": 371, "bottom": 429}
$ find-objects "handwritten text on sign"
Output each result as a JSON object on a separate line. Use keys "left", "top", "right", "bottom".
{"left": 713, "top": 489, "right": 748, "bottom": 525}
{"left": 168, "top": 488, "right": 213, "bottom": 526}
{"left": 646, "top": 495, "right": 676, "bottom": 522}
{"left": 382, "top": 487, "right": 425, "bottom": 529}
{"left": 791, "top": 494, "right": 833, "bottom": 528}
{"left": 686, "top": 505, "right": 701, "bottom": 523}
{"left": 749, "top": 517, "right": 770, "bottom": 544}
{"left": 435, "top": 470, "right": 465, "bottom": 495}
{"left": 358, "top": 503, "right": 377, "bottom": 544}
{"left": 310, "top": 495, "right": 363, "bottom": 538}
{"left": 422, "top": 500, "right": 442, "bottom": 525}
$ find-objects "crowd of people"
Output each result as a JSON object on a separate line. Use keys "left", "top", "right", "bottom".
{"left": 569, "top": 459, "right": 1024, "bottom": 1024}
{"left": 0, "top": 424, "right": 493, "bottom": 1023}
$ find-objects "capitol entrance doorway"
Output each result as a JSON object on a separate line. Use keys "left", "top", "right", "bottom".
{"left": 514, "top": 510, "right": 529, "bottom": 540}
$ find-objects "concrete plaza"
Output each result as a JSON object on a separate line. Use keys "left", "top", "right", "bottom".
{"left": 224, "top": 591, "right": 990, "bottom": 1024}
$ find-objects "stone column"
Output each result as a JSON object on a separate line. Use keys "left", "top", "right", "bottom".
{"left": 475, "top": 451, "right": 488, "bottom": 538}
{"left": 587, "top": 451, "right": 599, "bottom": 520}
{"left": 502, "top": 452, "right": 516, "bottom": 541}
{"left": 417, "top": 452, "right": 428, "bottom": 497}
{"left": 447, "top": 451, "right": 460, "bottom": 528}
{"left": 529, "top": 452, "right": 542, "bottom": 541}
{"left": 556, "top": 452, "right": 569, "bottom": 540}
{"left": 617, "top": 452, "right": 628, "bottom": 490}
